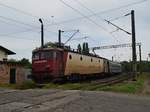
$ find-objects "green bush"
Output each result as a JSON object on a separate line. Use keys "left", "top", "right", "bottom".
{"left": 15, "top": 81, "right": 37, "bottom": 90}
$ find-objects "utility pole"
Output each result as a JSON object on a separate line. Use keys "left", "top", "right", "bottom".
{"left": 131, "top": 10, "right": 137, "bottom": 77}
{"left": 39, "top": 19, "right": 44, "bottom": 48}
{"left": 58, "top": 30, "right": 64, "bottom": 47}
{"left": 139, "top": 44, "right": 142, "bottom": 74}
{"left": 112, "top": 56, "right": 114, "bottom": 61}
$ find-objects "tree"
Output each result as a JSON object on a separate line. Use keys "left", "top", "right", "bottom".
{"left": 77, "top": 44, "right": 82, "bottom": 53}
{"left": 19, "top": 58, "right": 32, "bottom": 69}
{"left": 85, "top": 42, "right": 89, "bottom": 54}
{"left": 82, "top": 42, "right": 89, "bottom": 54}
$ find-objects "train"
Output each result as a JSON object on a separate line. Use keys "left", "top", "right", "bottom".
{"left": 32, "top": 44, "right": 122, "bottom": 83}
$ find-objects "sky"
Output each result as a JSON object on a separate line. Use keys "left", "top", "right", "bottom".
{"left": 0, "top": 0, "right": 149, "bottom": 62}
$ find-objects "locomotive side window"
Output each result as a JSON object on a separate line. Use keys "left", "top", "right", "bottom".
{"left": 80, "top": 56, "right": 83, "bottom": 61}
{"left": 69, "top": 55, "right": 72, "bottom": 60}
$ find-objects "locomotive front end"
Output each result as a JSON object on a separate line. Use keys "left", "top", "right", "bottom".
{"left": 32, "top": 48, "right": 64, "bottom": 83}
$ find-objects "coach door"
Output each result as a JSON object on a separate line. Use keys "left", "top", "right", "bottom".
{"left": 10, "top": 68, "right": 16, "bottom": 84}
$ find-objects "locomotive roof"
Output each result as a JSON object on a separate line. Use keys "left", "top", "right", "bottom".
{"left": 33, "top": 47, "right": 108, "bottom": 60}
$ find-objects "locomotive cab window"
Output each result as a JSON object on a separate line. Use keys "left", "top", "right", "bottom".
{"left": 41, "top": 51, "right": 54, "bottom": 60}
{"left": 32, "top": 52, "right": 40, "bottom": 60}
{"left": 33, "top": 51, "right": 54, "bottom": 60}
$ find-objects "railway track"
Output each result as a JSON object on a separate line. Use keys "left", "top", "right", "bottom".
{"left": 36, "top": 73, "right": 135, "bottom": 89}
{"left": 84, "top": 73, "right": 135, "bottom": 90}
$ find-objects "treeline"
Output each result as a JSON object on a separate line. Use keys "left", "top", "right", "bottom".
{"left": 77, "top": 42, "right": 89, "bottom": 54}
{"left": 121, "top": 61, "right": 150, "bottom": 72}
{"left": 8, "top": 58, "right": 32, "bottom": 69}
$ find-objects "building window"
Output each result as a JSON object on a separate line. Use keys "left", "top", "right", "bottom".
{"left": 91, "top": 58, "right": 93, "bottom": 62}
{"left": 69, "top": 55, "right": 72, "bottom": 60}
{"left": 99, "top": 60, "right": 100, "bottom": 63}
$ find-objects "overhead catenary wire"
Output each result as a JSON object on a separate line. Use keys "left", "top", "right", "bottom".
{"left": 0, "top": 0, "right": 148, "bottom": 31}
{"left": 69, "top": 36, "right": 89, "bottom": 41}
{"left": 73, "top": 0, "right": 120, "bottom": 38}
{"left": 0, "top": 0, "right": 148, "bottom": 39}
{"left": 0, "top": 15, "right": 38, "bottom": 28}
{"left": 104, "top": 19, "right": 131, "bottom": 35}
{"left": 60, "top": 0, "right": 123, "bottom": 41}
{"left": 0, "top": 2, "right": 40, "bottom": 19}
{"left": 59, "top": 0, "right": 112, "bottom": 35}
{"left": 64, "top": 30, "right": 79, "bottom": 44}
{"left": 0, "top": 35, "right": 37, "bottom": 41}
{"left": 0, "top": 18, "right": 26, "bottom": 27}
{"left": 108, "top": 13, "right": 131, "bottom": 22}
{"left": 0, "top": 0, "right": 147, "bottom": 37}
{"left": 46, "top": 0, "right": 148, "bottom": 27}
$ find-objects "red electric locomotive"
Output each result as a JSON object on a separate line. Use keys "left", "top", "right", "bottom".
{"left": 32, "top": 23, "right": 121, "bottom": 83}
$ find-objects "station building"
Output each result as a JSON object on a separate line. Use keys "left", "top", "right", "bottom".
{"left": 0, "top": 46, "right": 26, "bottom": 84}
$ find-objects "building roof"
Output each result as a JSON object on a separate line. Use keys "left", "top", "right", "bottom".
{"left": 0, "top": 46, "right": 16, "bottom": 55}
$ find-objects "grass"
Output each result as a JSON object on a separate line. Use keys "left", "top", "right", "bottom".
{"left": 0, "top": 83, "right": 16, "bottom": 89}
{"left": 96, "top": 79, "right": 144, "bottom": 94}
{"left": 15, "top": 81, "right": 37, "bottom": 90}
{"left": 0, "top": 80, "right": 37, "bottom": 90}
{"left": 43, "top": 73, "right": 150, "bottom": 94}
{"left": 0, "top": 73, "right": 149, "bottom": 94}
{"left": 94, "top": 73, "right": 150, "bottom": 94}
{"left": 44, "top": 83, "right": 89, "bottom": 90}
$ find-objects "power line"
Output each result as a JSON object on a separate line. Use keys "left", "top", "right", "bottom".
{"left": 0, "top": 35, "right": 37, "bottom": 41}
{"left": 0, "top": 2, "right": 39, "bottom": 19}
{"left": 60, "top": 0, "right": 123, "bottom": 41}
{"left": 0, "top": 18, "right": 29, "bottom": 28}
{"left": 73, "top": 0, "right": 119, "bottom": 38}
{"left": 59, "top": 0, "right": 109, "bottom": 33}
{"left": 74, "top": 0, "right": 108, "bottom": 25}
{"left": 0, "top": 2, "right": 54, "bottom": 22}
{"left": 0, "top": 18, "right": 41, "bottom": 36}
{"left": 104, "top": 19, "right": 131, "bottom": 35}
{"left": 0, "top": 15, "right": 38, "bottom": 28}
{"left": 64, "top": 30, "right": 79, "bottom": 44}
{"left": 46, "top": 0, "right": 148, "bottom": 28}
{"left": 1, "top": 0, "right": 145, "bottom": 36}
{"left": 0, "top": 0, "right": 147, "bottom": 38}
{"left": 108, "top": 13, "right": 131, "bottom": 21}
{"left": 0, "top": 0, "right": 147, "bottom": 32}
{"left": 69, "top": 36, "right": 89, "bottom": 41}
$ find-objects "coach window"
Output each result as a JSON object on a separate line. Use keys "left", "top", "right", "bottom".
{"left": 80, "top": 56, "right": 83, "bottom": 61}
{"left": 69, "top": 55, "right": 72, "bottom": 60}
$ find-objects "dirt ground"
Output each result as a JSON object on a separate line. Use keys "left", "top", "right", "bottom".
{"left": 0, "top": 88, "right": 150, "bottom": 112}
{"left": 142, "top": 77, "right": 150, "bottom": 94}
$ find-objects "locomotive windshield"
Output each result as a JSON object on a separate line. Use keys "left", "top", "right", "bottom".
{"left": 32, "top": 51, "right": 54, "bottom": 60}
